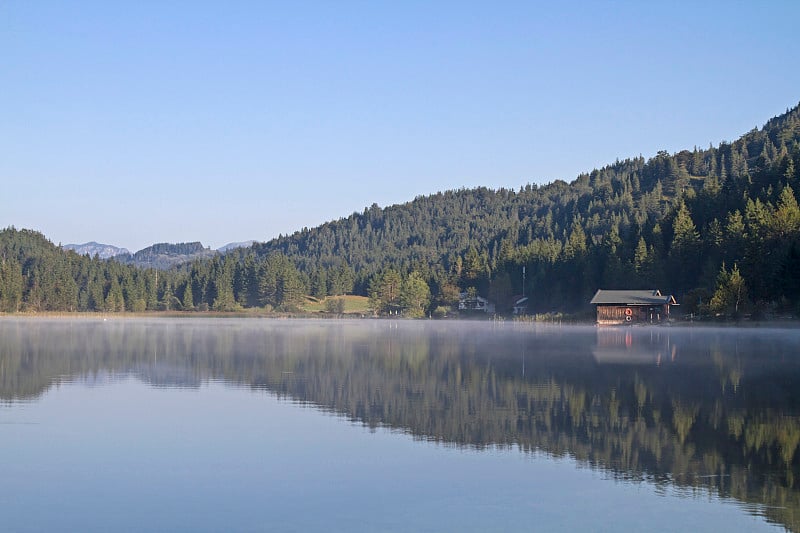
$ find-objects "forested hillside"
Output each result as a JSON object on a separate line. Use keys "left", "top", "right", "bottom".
{"left": 245, "top": 102, "right": 800, "bottom": 316}
{"left": 2, "top": 102, "right": 799, "bottom": 316}
{"left": 0, "top": 228, "right": 308, "bottom": 313}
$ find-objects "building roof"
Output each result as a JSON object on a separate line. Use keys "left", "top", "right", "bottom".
{"left": 589, "top": 289, "right": 677, "bottom": 305}
{"left": 459, "top": 292, "right": 489, "bottom": 303}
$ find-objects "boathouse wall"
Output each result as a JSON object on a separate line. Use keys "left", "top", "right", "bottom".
{"left": 595, "top": 304, "right": 670, "bottom": 326}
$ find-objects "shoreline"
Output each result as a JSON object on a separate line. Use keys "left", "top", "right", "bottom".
{"left": 2, "top": 311, "right": 799, "bottom": 328}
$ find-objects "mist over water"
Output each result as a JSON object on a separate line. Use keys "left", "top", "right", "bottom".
{"left": 1, "top": 318, "right": 798, "bottom": 532}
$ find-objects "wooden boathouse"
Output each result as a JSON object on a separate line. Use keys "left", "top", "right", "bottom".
{"left": 590, "top": 289, "right": 677, "bottom": 325}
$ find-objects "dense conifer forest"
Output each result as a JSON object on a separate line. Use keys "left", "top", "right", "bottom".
{"left": 2, "top": 102, "right": 799, "bottom": 317}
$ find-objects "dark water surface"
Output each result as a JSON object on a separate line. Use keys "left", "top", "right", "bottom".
{"left": 1, "top": 318, "right": 799, "bottom": 532}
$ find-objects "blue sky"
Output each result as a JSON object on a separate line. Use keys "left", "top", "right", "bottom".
{"left": 2, "top": 1, "right": 799, "bottom": 252}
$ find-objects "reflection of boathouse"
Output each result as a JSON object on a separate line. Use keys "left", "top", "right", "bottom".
{"left": 593, "top": 328, "right": 675, "bottom": 364}
{"left": 590, "top": 289, "right": 677, "bottom": 325}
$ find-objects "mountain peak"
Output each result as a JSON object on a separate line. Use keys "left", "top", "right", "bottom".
{"left": 62, "top": 242, "right": 130, "bottom": 259}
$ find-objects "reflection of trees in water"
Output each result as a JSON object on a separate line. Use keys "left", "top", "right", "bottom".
{"left": 2, "top": 319, "right": 800, "bottom": 530}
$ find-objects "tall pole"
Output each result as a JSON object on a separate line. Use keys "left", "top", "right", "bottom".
{"left": 522, "top": 266, "right": 526, "bottom": 298}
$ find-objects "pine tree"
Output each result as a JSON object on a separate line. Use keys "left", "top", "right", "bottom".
{"left": 369, "top": 269, "right": 402, "bottom": 315}
{"left": 105, "top": 277, "right": 125, "bottom": 312}
{"left": 669, "top": 203, "right": 701, "bottom": 293}
{"left": 182, "top": 280, "right": 194, "bottom": 310}
{"left": 212, "top": 257, "right": 237, "bottom": 311}
{"left": 633, "top": 237, "right": 648, "bottom": 272}
{"left": 773, "top": 185, "right": 800, "bottom": 238}
{"left": 563, "top": 220, "right": 587, "bottom": 259}
{"left": 709, "top": 263, "right": 748, "bottom": 317}
{"left": 276, "top": 267, "right": 304, "bottom": 310}
{"left": 310, "top": 268, "right": 328, "bottom": 299}
{"left": 401, "top": 272, "right": 431, "bottom": 318}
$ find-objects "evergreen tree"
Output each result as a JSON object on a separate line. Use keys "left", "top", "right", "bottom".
{"left": 105, "top": 277, "right": 125, "bottom": 312}
{"left": 369, "top": 269, "right": 403, "bottom": 315}
{"left": 310, "top": 268, "right": 328, "bottom": 299}
{"left": 669, "top": 203, "right": 701, "bottom": 293}
{"left": 773, "top": 185, "right": 800, "bottom": 238}
{"left": 276, "top": 267, "right": 304, "bottom": 310}
{"left": 709, "top": 263, "right": 748, "bottom": 317}
{"left": 401, "top": 272, "right": 431, "bottom": 318}
{"left": 212, "top": 257, "right": 237, "bottom": 311}
{"left": 182, "top": 280, "right": 194, "bottom": 310}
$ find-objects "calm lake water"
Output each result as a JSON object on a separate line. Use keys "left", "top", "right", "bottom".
{"left": 2, "top": 318, "right": 799, "bottom": 532}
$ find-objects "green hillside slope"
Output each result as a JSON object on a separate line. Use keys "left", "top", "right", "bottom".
{"left": 244, "top": 102, "right": 800, "bottom": 315}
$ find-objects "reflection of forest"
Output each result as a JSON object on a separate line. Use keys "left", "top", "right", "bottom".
{"left": 2, "top": 319, "right": 800, "bottom": 530}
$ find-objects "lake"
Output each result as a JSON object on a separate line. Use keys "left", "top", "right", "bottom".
{"left": 1, "top": 318, "right": 799, "bottom": 532}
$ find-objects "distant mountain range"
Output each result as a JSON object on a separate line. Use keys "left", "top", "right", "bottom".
{"left": 62, "top": 240, "right": 257, "bottom": 269}
{"left": 217, "top": 240, "right": 257, "bottom": 253}
{"left": 114, "top": 242, "right": 216, "bottom": 270}
{"left": 62, "top": 242, "right": 130, "bottom": 259}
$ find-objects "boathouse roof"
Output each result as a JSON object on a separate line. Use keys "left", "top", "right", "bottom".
{"left": 589, "top": 289, "right": 677, "bottom": 305}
